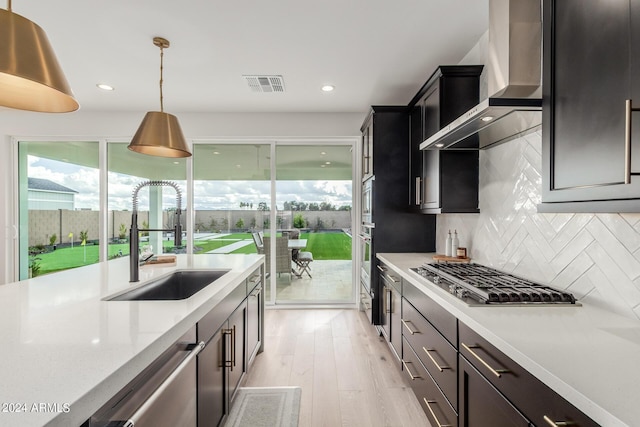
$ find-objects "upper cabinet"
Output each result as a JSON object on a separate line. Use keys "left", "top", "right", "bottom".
{"left": 540, "top": 0, "right": 640, "bottom": 212}
{"left": 409, "top": 66, "right": 483, "bottom": 213}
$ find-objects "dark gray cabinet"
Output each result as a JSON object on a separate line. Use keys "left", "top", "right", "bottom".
{"left": 408, "top": 65, "right": 483, "bottom": 214}
{"left": 540, "top": 0, "right": 640, "bottom": 212}
{"left": 393, "top": 269, "right": 598, "bottom": 426}
{"left": 247, "top": 274, "right": 263, "bottom": 364}
{"left": 361, "top": 107, "right": 436, "bottom": 325}
{"left": 378, "top": 262, "right": 402, "bottom": 362}
{"left": 459, "top": 356, "right": 531, "bottom": 426}
{"left": 197, "top": 266, "right": 263, "bottom": 427}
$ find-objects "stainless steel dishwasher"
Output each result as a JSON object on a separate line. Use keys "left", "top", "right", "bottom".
{"left": 86, "top": 326, "right": 203, "bottom": 427}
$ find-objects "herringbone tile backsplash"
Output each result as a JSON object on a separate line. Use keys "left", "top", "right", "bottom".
{"left": 437, "top": 130, "right": 640, "bottom": 320}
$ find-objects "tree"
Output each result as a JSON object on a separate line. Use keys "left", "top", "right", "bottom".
{"left": 320, "top": 202, "right": 335, "bottom": 211}
{"left": 308, "top": 202, "right": 320, "bottom": 211}
{"left": 293, "top": 213, "right": 305, "bottom": 228}
{"left": 257, "top": 202, "right": 269, "bottom": 211}
{"left": 235, "top": 218, "right": 245, "bottom": 229}
{"left": 338, "top": 205, "right": 352, "bottom": 211}
{"left": 298, "top": 202, "right": 308, "bottom": 211}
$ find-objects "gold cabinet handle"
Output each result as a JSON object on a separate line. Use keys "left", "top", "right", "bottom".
{"left": 386, "top": 289, "right": 392, "bottom": 314}
{"left": 377, "top": 265, "right": 387, "bottom": 273}
{"left": 401, "top": 319, "right": 418, "bottom": 335}
{"left": 401, "top": 360, "right": 421, "bottom": 380}
{"left": 389, "top": 275, "right": 400, "bottom": 283}
{"left": 415, "top": 177, "right": 422, "bottom": 205}
{"left": 461, "top": 342, "right": 510, "bottom": 378}
{"left": 423, "top": 347, "right": 450, "bottom": 372}
{"left": 423, "top": 399, "right": 453, "bottom": 427}
{"left": 543, "top": 415, "right": 574, "bottom": 426}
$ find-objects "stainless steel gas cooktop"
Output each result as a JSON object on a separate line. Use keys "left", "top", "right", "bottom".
{"left": 411, "top": 263, "right": 578, "bottom": 306}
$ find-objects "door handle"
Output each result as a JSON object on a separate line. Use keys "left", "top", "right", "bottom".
{"left": 625, "top": 99, "right": 640, "bottom": 184}
{"left": 415, "top": 177, "right": 422, "bottom": 205}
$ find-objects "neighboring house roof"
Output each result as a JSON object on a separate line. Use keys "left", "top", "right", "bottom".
{"left": 28, "top": 177, "right": 78, "bottom": 194}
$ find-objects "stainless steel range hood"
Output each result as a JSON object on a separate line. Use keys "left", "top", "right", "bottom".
{"left": 420, "top": 0, "right": 542, "bottom": 151}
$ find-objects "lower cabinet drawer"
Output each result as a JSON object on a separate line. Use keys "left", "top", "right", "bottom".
{"left": 402, "top": 337, "right": 457, "bottom": 427}
{"left": 404, "top": 280, "right": 457, "bottom": 345}
{"left": 402, "top": 298, "right": 457, "bottom": 410}
{"left": 459, "top": 322, "right": 598, "bottom": 427}
{"left": 459, "top": 355, "right": 531, "bottom": 426}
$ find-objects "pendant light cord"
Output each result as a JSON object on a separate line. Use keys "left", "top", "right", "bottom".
{"left": 159, "top": 45, "right": 164, "bottom": 113}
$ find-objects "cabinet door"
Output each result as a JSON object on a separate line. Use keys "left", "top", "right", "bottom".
{"left": 409, "top": 106, "right": 423, "bottom": 207}
{"left": 361, "top": 119, "right": 373, "bottom": 180}
{"left": 228, "top": 303, "right": 246, "bottom": 398}
{"left": 379, "top": 278, "right": 390, "bottom": 340}
{"left": 247, "top": 283, "right": 262, "bottom": 364}
{"left": 459, "top": 356, "right": 531, "bottom": 426}
{"left": 198, "top": 327, "right": 226, "bottom": 427}
{"left": 421, "top": 150, "right": 440, "bottom": 210}
{"left": 389, "top": 284, "right": 402, "bottom": 361}
{"left": 541, "top": 0, "right": 640, "bottom": 208}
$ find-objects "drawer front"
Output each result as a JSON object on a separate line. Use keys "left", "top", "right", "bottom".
{"left": 402, "top": 298, "right": 457, "bottom": 410}
{"left": 402, "top": 337, "right": 457, "bottom": 427}
{"left": 377, "top": 263, "right": 402, "bottom": 293}
{"left": 459, "top": 322, "right": 598, "bottom": 427}
{"left": 403, "top": 280, "right": 457, "bottom": 345}
{"left": 360, "top": 280, "right": 373, "bottom": 321}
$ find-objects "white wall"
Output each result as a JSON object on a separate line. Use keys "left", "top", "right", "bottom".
{"left": 0, "top": 110, "right": 364, "bottom": 284}
{"left": 438, "top": 131, "right": 640, "bottom": 321}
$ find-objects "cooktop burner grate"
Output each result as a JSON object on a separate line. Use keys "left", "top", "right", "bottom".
{"left": 411, "top": 262, "right": 578, "bottom": 306}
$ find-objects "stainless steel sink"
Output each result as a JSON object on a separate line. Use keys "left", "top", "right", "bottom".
{"left": 107, "top": 269, "right": 230, "bottom": 301}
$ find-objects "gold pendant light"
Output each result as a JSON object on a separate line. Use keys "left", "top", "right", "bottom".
{"left": 128, "top": 37, "right": 191, "bottom": 158}
{"left": 0, "top": 0, "right": 79, "bottom": 112}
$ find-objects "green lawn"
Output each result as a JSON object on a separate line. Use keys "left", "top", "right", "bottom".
{"left": 32, "top": 231, "right": 352, "bottom": 276}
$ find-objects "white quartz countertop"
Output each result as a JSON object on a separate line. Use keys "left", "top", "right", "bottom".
{"left": 0, "top": 254, "right": 263, "bottom": 427}
{"left": 378, "top": 253, "right": 640, "bottom": 427}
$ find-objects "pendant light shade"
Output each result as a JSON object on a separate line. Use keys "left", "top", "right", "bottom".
{"left": 129, "top": 111, "right": 191, "bottom": 158}
{"left": 128, "top": 37, "right": 191, "bottom": 158}
{"left": 0, "top": 6, "right": 79, "bottom": 113}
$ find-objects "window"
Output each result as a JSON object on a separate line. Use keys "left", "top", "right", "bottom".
{"left": 18, "top": 141, "right": 100, "bottom": 279}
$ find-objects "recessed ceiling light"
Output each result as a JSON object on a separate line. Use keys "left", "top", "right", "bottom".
{"left": 321, "top": 85, "right": 335, "bottom": 92}
{"left": 236, "top": 164, "right": 241, "bottom": 168}
{"left": 325, "top": 161, "right": 331, "bottom": 165}
{"left": 435, "top": 143, "right": 444, "bottom": 148}
{"left": 320, "top": 151, "right": 326, "bottom": 155}
{"left": 321, "top": 165, "right": 326, "bottom": 168}
{"left": 173, "top": 161, "right": 179, "bottom": 165}
{"left": 96, "top": 83, "right": 114, "bottom": 91}
{"left": 213, "top": 151, "right": 220, "bottom": 155}
{"left": 481, "top": 116, "right": 494, "bottom": 122}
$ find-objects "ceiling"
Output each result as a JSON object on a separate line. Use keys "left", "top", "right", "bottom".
{"left": 10, "top": 0, "right": 489, "bottom": 114}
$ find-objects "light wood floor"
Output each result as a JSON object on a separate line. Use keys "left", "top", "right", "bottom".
{"left": 243, "top": 308, "right": 431, "bottom": 427}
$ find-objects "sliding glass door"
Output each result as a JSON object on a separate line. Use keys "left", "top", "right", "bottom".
{"left": 274, "top": 144, "right": 354, "bottom": 304}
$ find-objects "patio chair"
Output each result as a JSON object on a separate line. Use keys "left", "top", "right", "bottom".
{"left": 293, "top": 250, "right": 313, "bottom": 278}
{"left": 263, "top": 236, "right": 290, "bottom": 278}
{"left": 251, "top": 232, "right": 264, "bottom": 254}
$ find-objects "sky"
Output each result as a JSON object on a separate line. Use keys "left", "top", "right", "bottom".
{"left": 28, "top": 156, "right": 353, "bottom": 211}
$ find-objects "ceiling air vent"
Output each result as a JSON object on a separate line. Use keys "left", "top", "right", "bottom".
{"left": 243, "top": 75, "right": 285, "bottom": 93}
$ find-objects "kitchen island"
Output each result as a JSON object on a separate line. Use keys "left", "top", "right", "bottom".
{"left": 378, "top": 252, "right": 639, "bottom": 427}
{"left": 0, "top": 254, "right": 263, "bottom": 427}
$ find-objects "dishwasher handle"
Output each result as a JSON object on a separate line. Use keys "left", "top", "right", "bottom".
{"left": 124, "top": 341, "right": 205, "bottom": 427}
